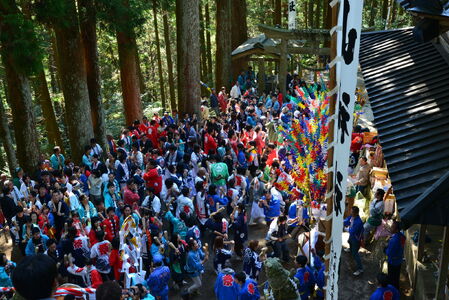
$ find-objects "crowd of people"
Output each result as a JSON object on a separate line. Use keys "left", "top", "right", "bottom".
{"left": 0, "top": 68, "right": 403, "bottom": 300}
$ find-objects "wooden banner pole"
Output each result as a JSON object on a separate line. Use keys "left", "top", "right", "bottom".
{"left": 324, "top": 0, "right": 338, "bottom": 298}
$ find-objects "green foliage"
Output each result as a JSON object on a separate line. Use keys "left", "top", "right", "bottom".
{"left": 34, "top": 0, "right": 73, "bottom": 28}
{"left": 264, "top": 257, "right": 300, "bottom": 299}
{"left": 96, "top": 0, "right": 148, "bottom": 35}
{"left": 0, "top": 12, "right": 43, "bottom": 75}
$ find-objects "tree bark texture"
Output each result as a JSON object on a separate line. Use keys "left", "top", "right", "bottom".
{"left": 0, "top": 0, "right": 40, "bottom": 175}
{"left": 0, "top": 85, "right": 18, "bottom": 175}
{"left": 199, "top": 1, "right": 208, "bottom": 80}
{"left": 176, "top": 0, "right": 201, "bottom": 117}
{"left": 33, "top": 69, "right": 63, "bottom": 148}
{"left": 152, "top": 0, "right": 167, "bottom": 109}
{"left": 205, "top": 2, "right": 213, "bottom": 82}
{"left": 308, "top": 0, "right": 314, "bottom": 28}
{"left": 369, "top": 0, "right": 378, "bottom": 27}
{"left": 231, "top": 0, "right": 248, "bottom": 82}
{"left": 78, "top": 0, "right": 107, "bottom": 151}
{"left": 116, "top": 29, "right": 143, "bottom": 125}
{"left": 52, "top": 0, "right": 94, "bottom": 163}
{"left": 382, "top": 0, "right": 389, "bottom": 20}
{"left": 274, "top": 0, "right": 282, "bottom": 26}
{"left": 215, "top": 0, "right": 232, "bottom": 90}
{"left": 315, "top": 0, "right": 322, "bottom": 29}
{"left": 162, "top": 12, "right": 176, "bottom": 112}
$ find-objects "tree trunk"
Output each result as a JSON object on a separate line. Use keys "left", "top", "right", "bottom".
{"left": 274, "top": 0, "right": 282, "bottom": 26}
{"left": 0, "top": 1, "right": 40, "bottom": 175}
{"left": 162, "top": 11, "right": 176, "bottom": 112}
{"left": 176, "top": 0, "right": 201, "bottom": 117}
{"left": 52, "top": 0, "right": 94, "bottom": 163}
{"left": 205, "top": 1, "right": 213, "bottom": 84}
{"left": 135, "top": 47, "right": 146, "bottom": 95}
{"left": 215, "top": 0, "right": 232, "bottom": 90}
{"left": 78, "top": 0, "right": 107, "bottom": 151}
{"left": 322, "top": 0, "right": 328, "bottom": 28}
{"left": 116, "top": 29, "right": 143, "bottom": 125}
{"left": 382, "top": 0, "right": 389, "bottom": 20}
{"left": 369, "top": 0, "right": 378, "bottom": 27}
{"left": 231, "top": 0, "right": 248, "bottom": 82}
{"left": 315, "top": 0, "right": 322, "bottom": 29}
{"left": 48, "top": 51, "right": 59, "bottom": 93}
{"left": 308, "top": 0, "right": 314, "bottom": 28}
{"left": 0, "top": 84, "right": 17, "bottom": 175}
{"left": 32, "top": 69, "right": 63, "bottom": 148}
{"left": 152, "top": 0, "right": 167, "bottom": 109}
{"left": 391, "top": 0, "right": 397, "bottom": 24}
{"left": 199, "top": 1, "right": 208, "bottom": 80}
{"left": 304, "top": 0, "right": 308, "bottom": 28}
{"left": 50, "top": 31, "right": 63, "bottom": 94}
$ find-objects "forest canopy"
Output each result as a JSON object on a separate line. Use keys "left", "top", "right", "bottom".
{"left": 0, "top": 0, "right": 411, "bottom": 175}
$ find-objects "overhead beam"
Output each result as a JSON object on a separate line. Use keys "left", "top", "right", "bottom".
{"left": 264, "top": 45, "right": 331, "bottom": 56}
{"left": 258, "top": 24, "right": 331, "bottom": 41}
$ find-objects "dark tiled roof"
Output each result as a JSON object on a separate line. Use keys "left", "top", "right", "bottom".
{"left": 359, "top": 28, "right": 449, "bottom": 226}
{"left": 396, "top": 0, "right": 449, "bottom": 18}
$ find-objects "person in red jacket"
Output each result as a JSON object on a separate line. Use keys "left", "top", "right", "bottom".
{"left": 109, "top": 237, "right": 123, "bottom": 281}
{"left": 143, "top": 159, "right": 163, "bottom": 195}
{"left": 123, "top": 179, "right": 140, "bottom": 209}
{"left": 204, "top": 128, "right": 218, "bottom": 155}
{"left": 101, "top": 207, "right": 120, "bottom": 242}
{"left": 67, "top": 258, "right": 103, "bottom": 288}
{"left": 147, "top": 120, "right": 159, "bottom": 148}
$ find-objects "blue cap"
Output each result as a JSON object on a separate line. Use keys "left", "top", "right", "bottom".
{"left": 153, "top": 254, "right": 163, "bottom": 264}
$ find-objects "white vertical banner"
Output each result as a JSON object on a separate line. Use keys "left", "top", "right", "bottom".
{"left": 288, "top": 0, "right": 296, "bottom": 30}
{"left": 326, "top": 0, "right": 364, "bottom": 299}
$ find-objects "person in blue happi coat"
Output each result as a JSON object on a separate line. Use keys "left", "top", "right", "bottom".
{"left": 287, "top": 199, "right": 310, "bottom": 239}
{"left": 235, "top": 271, "right": 260, "bottom": 300}
{"left": 385, "top": 220, "right": 405, "bottom": 289}
{"left": 343, "top": 206, "right": 364, "bottom": 276}
{"left": 294, "top": 255, "right": 316, "bottom": 300}
{"left": 370, "top": 273, "right": 400, "bottom": 300}
{"left": 146, "top": 255, "right": 171, "bottom": 300}
{"left": 260, "top": 190, "right": 281, "bottom": 224}
{"left": 214, "top": 265, "right": 239, "bottom": 300}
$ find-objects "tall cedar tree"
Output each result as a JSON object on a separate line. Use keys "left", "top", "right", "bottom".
{"left": 0, "top": 82, "right": 18, "bottom": 175}
{"left": 96, "top": 0, "right": 145, "bottom": 125}
{"left": 78, "top": 0, "right": 107, "bottom": 152}
{"left": 36, "top": 0, "right": 94, "bottom": 163}
{"left": 199, "top": 1, "right": 208, "bottom": 81}
{"left": 152, "top": 0, "right": 166, "bottom": 109}
{"left": 19, "top": 2, "right": 63, "bottom": 151}
{"left": 161, "top": 0, "right": 176, "bottom": 111}
{"left": 231, "top": 0, "right": 248, "bottom": 83}
{"left": 205, "top": 1, "right": 213, "bottom": 82}
{"left": 215, "top": 0, "right": 232, "bottom": 90}
{"left": 176, "top": 0, "right": 201, "bottom": 117}
{"left": 32, "top": 69, "right": 63, "bottom": 149}
{"left": 0, "top": 0, "right": 41, "bottom": 174}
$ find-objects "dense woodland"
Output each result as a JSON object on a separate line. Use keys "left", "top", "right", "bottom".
{"left": 0, "top": 0, "right": 411, "bottom": 175}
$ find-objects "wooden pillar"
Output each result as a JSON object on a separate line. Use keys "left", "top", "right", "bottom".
{"left": 417, "top": 224, "right": 427, "bottom": 261}
{"left": 258, "top": 58, "right": 265, "bottom": 95}
{"left": 279, "top": 39, "right": 288, "bottom": 96}
{"left": 436, "top": 226, "right": 449, "bottom": 299}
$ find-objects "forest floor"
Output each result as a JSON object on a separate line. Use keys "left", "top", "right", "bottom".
{"left": 0, "top": 224, "right": 412, "bottom": 300}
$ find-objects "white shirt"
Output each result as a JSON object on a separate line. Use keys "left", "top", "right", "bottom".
{"left": 230, "top": 84, "right": 241, "bottom": 99}
{"left": 176, "top": 195, "right": 194, "bottom": 217}
{"left": 20, "top": 180, "right": 35, "bottom": 199}
{"left": 10, "top": 186, "right": 24, "bottom": 205}
{"left": 142, "top": 195, "right": 161, "bottom": 214}
{"left": 90, "top": 144, "right": 103, "bottom": 157}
